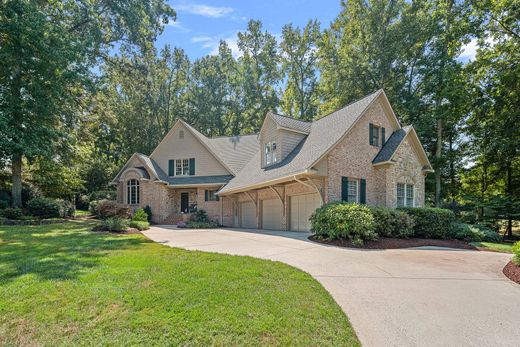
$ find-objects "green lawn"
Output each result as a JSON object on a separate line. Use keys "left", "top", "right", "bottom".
{"left": 74, "top": 209, "right": 91, "bottom": 217}
{"left": 469, "top": 241, "right": 514, "bottom": 253}
{"left": 0, "top": 221, "right": 358, "bottom": 346}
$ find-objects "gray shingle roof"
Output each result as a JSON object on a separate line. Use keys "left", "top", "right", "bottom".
{"left": 182, "top": 122, "right": 259, "bottom": 175}
{"left": 372, "top": 126, "right": 412, "bottom": 164}
{"left": 164, "top": 175, "right": 234, "bottom": 186}
{"left": 219, "top": 89, "right": 383, "bottom": 194}
{"left": 268, "top": 112, "right": 312, "bottom": 133}
{"left": 207, "top": 135, "right": 259, "bottom": 174}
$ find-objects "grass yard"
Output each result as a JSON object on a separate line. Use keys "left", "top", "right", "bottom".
{"left": 469, "top": 241, "right": 514, "bottom": 253}
{"left": 74, "top": 209, "right": 91, "bottom": 217}
{"left": 0, "top": 221, "right": 358, "bottom": 346}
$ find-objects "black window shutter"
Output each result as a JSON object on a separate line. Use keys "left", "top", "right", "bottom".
{"left": 381, "top": 127, "right": 386, "bottom": 146}
{"left": 360, "top": 179, "right": 366, "bottom": 204}
{"left": 168, "top": 160, "right": 175, "bottom": 176}
{"left": 341, "top": 176, "right": 349, "bottom": 202}
{"left": 189, "top": 158, "right": 195, "bottom": 175}
{"left": 204, "top": 190, "right": 208, "bottom": 201}
{"left": 369, "top": 124, "right": 374, "bottom": 145}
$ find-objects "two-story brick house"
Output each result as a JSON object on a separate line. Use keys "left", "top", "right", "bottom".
{"left": 112, "top": 89, "right": 433, "bottom": 231}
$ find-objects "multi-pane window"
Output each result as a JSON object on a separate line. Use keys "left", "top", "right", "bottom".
{"left": 206, "top": 190, "right": 219, "bottom": 201}
{"left": 369, "top": 123, "right": 385, "bottom": 147}
{"left": 127, "top": 179, "right": 139, "bottom": 205}
{"left": 176, "top": 159, "right": 190, "bottom": 176}
{"left": 264, "top": 141, "right": 278, "bottom": 165}
{"left": 397, "top": 183, "right": 414, "bottom": 207}
{"left": 348, "top": 179, "right": 358, "bottom": 203}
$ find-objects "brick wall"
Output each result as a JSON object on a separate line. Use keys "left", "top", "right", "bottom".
{"left": 326, "top": 99, "right": 395, "bottom": 205}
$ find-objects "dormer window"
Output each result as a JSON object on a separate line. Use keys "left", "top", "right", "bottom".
{"left": 265, "top": 141, "right": 277, "bottom": 165}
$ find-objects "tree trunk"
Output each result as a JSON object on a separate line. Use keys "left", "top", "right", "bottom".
{"left": 506, "top": 161, "right": 513, "bottom": 238}
{"left": 435, "top": 118, "right": 443, "bottom": 207}
{"left": 12, "top": 153, "right": 23, "bottom": 207}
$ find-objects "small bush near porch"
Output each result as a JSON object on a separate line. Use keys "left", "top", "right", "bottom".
{"left": 0, "top": 221, "right": 358, "bottom": 346}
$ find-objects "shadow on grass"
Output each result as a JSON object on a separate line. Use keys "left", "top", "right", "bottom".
{"left": 0, "top": 221, "right": 144, "bottom": 283}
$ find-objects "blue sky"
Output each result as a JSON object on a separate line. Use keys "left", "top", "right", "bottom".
{"left": 155, "top": 0, "right": 478, "bottom": 61}
{"left": 156, "top": 0, "right": 342, "bottom": 59}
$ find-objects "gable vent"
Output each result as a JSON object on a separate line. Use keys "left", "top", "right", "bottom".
{"left": 179, "top": 130, "right": 184, "bottom": 139}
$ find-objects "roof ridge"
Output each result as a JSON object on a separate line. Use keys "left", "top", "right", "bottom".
{"left": 269, "top": 112, "right": 312, "bottom": 123}
{"left": 208, "top": 133, "right": 259, "bottom": 140}
{"left": 315, "top": 89, "right": 382, "bottom": 122}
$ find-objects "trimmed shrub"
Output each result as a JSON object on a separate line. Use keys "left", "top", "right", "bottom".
{"left": 101, "top": 217, "right": 129, "bottom": 232}
{"left": 1, "top": 208, "right": 23, "bottom": 220}
{"left": 94, "top": 200, "right": 131, "bottom": 219}
{"left": 27, "top": 197, "right": 61, "bottom": 219}
{"left": 129, "top": 220, "right": 150, "bottom": 231}
{"left": 399, "top": 207, "right": 456, "bottom": 239}
{"left": 185, "top": 220, "right": 218, "bottom": 229}
{"left": 310, "top": 202, "right": 376, "bottom": 241}
{"left": 132, "top": 208, "right": 148, "bottom": 222}
{"left": 450, "top": 223, "right": 501, "bottom": 242}
{"left": 193, "top": 209, "right": 210, "bottom": 223}
{"left": 143, "top": 205, "right": 153, "bottom": 223}
{"left": 56, "top": 199, "right": 74, "bottom": 217}
{"left": 513, "top": 241, "right": 520, "bottom": 265}
{"left": 0, "top": 200, "right": 8, "bottom": 210}
{"left": 370, "top": 206, "right": 415, "bottom": 238}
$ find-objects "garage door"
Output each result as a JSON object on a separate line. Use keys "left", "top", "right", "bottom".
{"left": 290, "top": 193, "right": 321, "bottom": 232}
{"left": 262, "top": 199, "right": 283, "bottom": 230}
{"left": 240, "top": 201, "right": 256, "bottom": 228}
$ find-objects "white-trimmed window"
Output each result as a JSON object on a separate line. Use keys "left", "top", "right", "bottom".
{"left": 397, "top": 183, "right": 414, "bottom": 207}
{"left": 127, "top": 179, "right": 140, "bottom": 205}
{"left": 205, "top": 190, "right": 219, "bottom": 202}
{"left": 264, "top": 141, "right": 278, "bottom": 165}
{"left": 348, "top": 178, "right": 359, "bottom": 203}
{"left": 175, "top": 159, "right": 190, "bottom": 176}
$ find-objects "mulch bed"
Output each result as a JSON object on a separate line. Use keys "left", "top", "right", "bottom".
{"left": 503, "top": 261, "right": 520, "bottom": 285}
{"left": 308, "top": 235, "right": 477, "bottom": 250}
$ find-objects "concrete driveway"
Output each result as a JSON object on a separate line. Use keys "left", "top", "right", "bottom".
{"left": 143, "top": 226, "right": 520, "bottom": 347}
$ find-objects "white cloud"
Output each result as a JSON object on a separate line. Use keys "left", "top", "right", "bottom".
{"left": 166, "top": 20, "right": 191, "bottom": 32}
{"left": 176, "top": 3, "right": 234, "bottom": 18}
{"left": 191, "top": 36, "right": 213, "bottom": 43}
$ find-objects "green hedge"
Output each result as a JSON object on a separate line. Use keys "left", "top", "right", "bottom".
{"left": 369, "top": 206, "right": 414, "bottom": 238}
{"left": 129, "top": 220, "right": 150, "bottom": 231}
{"left": 101, "top": 217, "right": 129, "bottom": 232}
{"left": 450, "top": 222, "right": 501, "bottom": 242}
{"left": 27, "top": 197, "right": 61, "bottom": 219}
{"left": 310, "top": 202, "right": 376, "bottom": 242}
{"left": 398, "top": 207, "right": 456, "bottom": 239}
{"left": 513, "top": 241, "right": 520, "bottom": 265}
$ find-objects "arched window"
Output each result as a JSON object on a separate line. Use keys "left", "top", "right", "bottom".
{"left": 127, "top": 179, "right": 140, "bottom": 205}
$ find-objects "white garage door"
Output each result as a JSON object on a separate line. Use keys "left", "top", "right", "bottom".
{"left": 290, "top": 193, "right": 321, "bottom": 232}
{"left": 240, "top": 201, "right": 256, "bottom": 228}
{"left": 262, "top": 199, "right": 283, "bottom": 230}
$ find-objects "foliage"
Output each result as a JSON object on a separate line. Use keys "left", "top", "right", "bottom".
{"left": 0, "top": 200, "right": 7, "bottom": 210}
{"left": 369, "top": 206, "right": 415, "bottom": 238}
{"left": 129, "top": 220, "right": 150, "bottom": 231}
{"left": 193, "top": 209, "right": 210, "bottom": 223}
{"left": 310, "top": 202, "right": 376, "bottom": 241}
{"left": 143, "top": 205, "right": 153, "bottom": 223}
{"left": 185, "top": 220, "right": 219, "bottom": 229}
{"left": 101, "top": 217, "right": 130, "bottom": 233}
{"left": 27, "top": 197, "right": 61, "bottom": 219}
{"left": 94, "top": 200, "right": 131, "bottom": 219}
{"left": 1, "top": 208, "right": 23, "bottom": 220}
{"left": 450, "top": 222, "right": 501, "bottom": 242}
{"left": 399, "top": 207, "right": 456, "bottom": 239}
{"left": 513, "top": 241, "right": 520, "bottom": 265}
{"left": 132, "top": 208, "right": 149, "bottom": 222}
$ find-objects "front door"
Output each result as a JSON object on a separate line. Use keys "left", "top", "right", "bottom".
{"left": 180, "top": 192, "right": 189, "bottom": 213}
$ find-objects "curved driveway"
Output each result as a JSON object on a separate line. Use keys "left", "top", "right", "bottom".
{"left": 144, "top": 226, "right": 519, "bottom": 347}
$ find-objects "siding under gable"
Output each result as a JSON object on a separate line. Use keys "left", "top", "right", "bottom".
{"left": 280, "top": 129, "right": 306, "bottom": 159}
{"left": 259, "top": 116, "right": 281, "bottom": 167}
{"left": 150, "top": 123, "right": 230, "bottom": 176}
